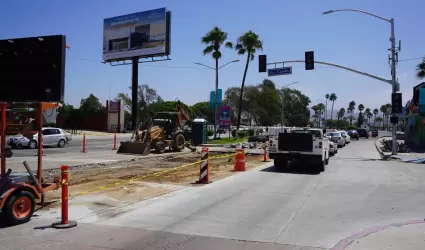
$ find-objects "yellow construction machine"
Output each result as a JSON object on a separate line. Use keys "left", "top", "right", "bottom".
{"left": 117, "top": 101, "right": 196, "bottom": 155}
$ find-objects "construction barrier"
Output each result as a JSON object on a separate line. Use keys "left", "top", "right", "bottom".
{"left": 51, "top": 165, "right": 77, "bottom": 229}
{"left": 81, "top": 133, "right": 86, "bottom": 153}
{"left": 262, "top": 143, "right": 269, "bottom": 162}
{"left": 195, "top": 147, "right": 211, "bottom": 184}
{"left": 113, "top": 133, "right": 117, "bottom": 150}
{"left": 234, "top": 149, "right": 246, "bottom": 171}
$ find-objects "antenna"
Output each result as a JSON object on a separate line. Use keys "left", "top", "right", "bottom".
{"left": 398, "top": 40, "right": 402, "bottom": 52}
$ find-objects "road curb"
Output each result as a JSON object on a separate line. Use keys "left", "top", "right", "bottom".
{"left": 374, "top": 138, "right": 391, "bottom": 160}
{"left": 331, "top": 219, "right": 425, "bottom": 250}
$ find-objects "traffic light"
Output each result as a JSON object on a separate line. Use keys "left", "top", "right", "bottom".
{"left": 305, "top": 51, "right": 314, "bottom": 70}
{"left": 259, "top": 55, "right": 267, "bottom": 72}
{"left": 391, "top": 93, "right": 402, "bottom": 114}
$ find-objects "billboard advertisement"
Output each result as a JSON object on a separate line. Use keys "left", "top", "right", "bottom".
{"left": 218, "top": 105, "right": 231, "bottom": 129}
{"left": 103, "top": 8, "right": 171, "bottom": 62}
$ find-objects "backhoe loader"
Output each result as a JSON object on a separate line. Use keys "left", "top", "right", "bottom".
{"left": 117, "top": 101, "right": 196, "bottom": 155}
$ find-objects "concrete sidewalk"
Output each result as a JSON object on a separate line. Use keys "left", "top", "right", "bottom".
{"left": 339, "top": 220, "right": 425, "bottom": 250}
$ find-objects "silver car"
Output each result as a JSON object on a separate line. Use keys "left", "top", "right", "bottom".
{"left": 327, "top": 132, "right": 345, "bottom": 148}
{"left": 9, "top": 127, "right": 72, "bottom": 149}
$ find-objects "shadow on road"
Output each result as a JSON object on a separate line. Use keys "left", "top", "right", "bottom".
{"left": 261, "top": 164, "right": 320, "bottom": 175}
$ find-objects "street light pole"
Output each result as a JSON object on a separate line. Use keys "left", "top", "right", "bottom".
{"left": 280, "top": 81, "right": 299, "bottom": 127}
{"left": 194, "top": 60, "right": 240, "bottom": 139}
{"left": 322, "top": 9, "right": 399, "bottom": 155}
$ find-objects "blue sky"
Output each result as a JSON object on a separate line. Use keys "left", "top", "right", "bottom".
{"left": 2, "top": 0, "right": 424, "bottom": 111}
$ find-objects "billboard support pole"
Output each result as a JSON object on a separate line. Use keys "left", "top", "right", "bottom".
{"left": 131, "top": 57, "right": 139, "bottom": 130}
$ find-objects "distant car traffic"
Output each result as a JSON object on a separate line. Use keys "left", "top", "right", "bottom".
{"left": 7, "top": 127, "right": 72, "bottom": 149}
{"left": 340, "top": 131, "right": 351, "bottom": 144}
{"left": 347, "top": 130, "right": 359, "bottom": 140}
{"left": 357, "top": 128, "right": 369, "bottom": 139}
{"left": 327, "top": 132, "right": 345, "bottom": 148}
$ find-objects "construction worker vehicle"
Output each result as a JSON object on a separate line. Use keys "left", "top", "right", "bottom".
{"left": 117, "top": 100, "right": 196, "bottom": 155}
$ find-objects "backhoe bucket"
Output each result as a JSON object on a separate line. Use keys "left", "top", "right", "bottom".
{"left": 117, "top": 141, "right": 151, "bottom": 155}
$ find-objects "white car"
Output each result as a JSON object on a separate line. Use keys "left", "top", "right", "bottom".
{"left": 340, "top": 131, "right": 351, "bottom": 144}
{"left": 7, "top": 127, "right": 72, "bottom": 149}
{"left": 326, "top": 136, "right": 338, "bottom": 156}
{"left": 327, "top": 132, "right": 345, "bottom": 148}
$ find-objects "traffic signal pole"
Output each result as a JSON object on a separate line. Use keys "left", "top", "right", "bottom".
{"left": 390, "top": 18, "right": 398, "bottom": 155}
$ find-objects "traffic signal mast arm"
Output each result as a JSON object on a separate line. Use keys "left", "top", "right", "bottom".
{"left": 269, "top": 60, "right": 392, "bottom": 85}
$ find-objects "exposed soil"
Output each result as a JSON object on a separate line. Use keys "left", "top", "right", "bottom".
{"left": 43, "top": 152, "right": 266, "bottom": 206}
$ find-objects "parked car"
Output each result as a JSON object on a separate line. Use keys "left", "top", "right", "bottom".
{"left": 328, "top": 140, "right": 338, "bottom": 156}
{"left": 8, "top": 127, "right": 72, "bottom": 149}
{"left": 371, "top": 130, "right": 378, "bottom": 138}
{"left": 347, "top": 130, "right": 359, "bottom": 140}
{"left": 357, "top": 128, "right": 369, "bottom": 139}
{"left": 340, "top": 131, "right": 351, "bottom": 144}
{"left": 327, "top": 132, "right": 345, "bottom": 148}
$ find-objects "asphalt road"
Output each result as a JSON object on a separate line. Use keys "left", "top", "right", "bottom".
{"left": 3, "top": 138, "right": 424, "bottom": 249}
{"left": 10, "top": 134, "right": 131, "bottom": 157}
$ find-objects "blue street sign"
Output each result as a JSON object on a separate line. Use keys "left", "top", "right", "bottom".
{"left": 209, "top": 89, "right": 222, "bottom": 109}
{"left": 268, "top": 67, "right": 292, "bottom": 77}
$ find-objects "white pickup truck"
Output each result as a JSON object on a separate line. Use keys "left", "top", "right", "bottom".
{"left": 269, "top": 128, "right": 330, "bottom": 172}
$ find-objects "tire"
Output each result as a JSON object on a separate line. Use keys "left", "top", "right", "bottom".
{"left": 274, "top": 157, "right": 288, "bottom": 171}
{"left": 57, "top": 139, "right": 66, "bottom": 148}
{"left": 356, "top": 138, "right": 359, "bottom": 140}
{"left": 28, "top": 140, "right": 37, "bottom": 149}
{"left": 155, "top": 141, "right": 166, "bottom": 154}
{"left": 172, "top": 133, "right": 185, "bottom": 152}
{"left": 4, "top": 190, "right": 36, "bottom": 225}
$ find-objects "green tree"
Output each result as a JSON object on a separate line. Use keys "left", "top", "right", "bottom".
{"left": 234, "top": 30, "right": 263, "bottom": 134}
{"left": 357, "top": 112, "right": 364, "bottom": 127}
{"left": 79, "top": 94, "right": 104, "bottom": 114}
{"left": 115, "top": 84, "right": 161, "bottom": 123}
{"left": 416, "top": 57, "right": 425, "bottom": 79}
{"left": 347, "top": 101, "right": 356, "bottom": 125}
{"left": 329, "top": 93, "right": 337, "bottom": 121}
{"left": 191, "top": 101, "right": 213, "bottom": 122}
{"left": 150, "top": 100, "right": 192, "bottom": 115}
{"left": 201, "top": 26, "right": 233, "bottom": 138}
{"left": 281, "top": 88, "right": 311, "bottom": 127}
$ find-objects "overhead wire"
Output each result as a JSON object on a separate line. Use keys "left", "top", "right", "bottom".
{"left": 67, "top": 55, "right": 424, "bottom": 70}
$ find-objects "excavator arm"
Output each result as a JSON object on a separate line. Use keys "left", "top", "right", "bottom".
{"left": 176, "top": 100, "right": 191, "bottom": 129}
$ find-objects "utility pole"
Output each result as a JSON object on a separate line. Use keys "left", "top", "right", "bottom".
{"left": 390, "top": 18, "right": 398, "bottom": 155}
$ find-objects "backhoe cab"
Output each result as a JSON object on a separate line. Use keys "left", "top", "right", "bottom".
{"left": 117, "top": 100, "right": 195, "bottom": 155}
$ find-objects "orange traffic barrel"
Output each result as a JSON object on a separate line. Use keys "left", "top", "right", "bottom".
{"left": 234, "top": 148, "right": 246, "bottom": 171}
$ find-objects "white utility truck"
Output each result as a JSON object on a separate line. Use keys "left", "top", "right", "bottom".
{"left": 269, "top": 128, "right": 330, "bottom": 172}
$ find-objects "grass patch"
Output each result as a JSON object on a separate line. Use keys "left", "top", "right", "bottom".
{"left": 207, "top": 137, "right": 246, "bottom": 144}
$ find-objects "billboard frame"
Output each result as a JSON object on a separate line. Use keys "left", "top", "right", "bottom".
{"left": 102, "top": 8, "right": 172, "bottom": 64}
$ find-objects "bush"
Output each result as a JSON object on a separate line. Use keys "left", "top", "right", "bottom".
{"left": 207, "top": 130, "right": 214, "bottom": 136}
{"left": 238, "top": 131, "right": 246, "bottom": 138}
{"left": 347, "top": 125, "right": 357, "bottom": 130}
{"left": 247, "top": 129, "right": 255, "bottom": 136}
{"left": 231, "top": 129, "right": 237, "bottom": 137}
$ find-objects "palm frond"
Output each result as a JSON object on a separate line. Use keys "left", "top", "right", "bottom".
{"left": 225, "top": 41, "right": 233, "bottom": 48}
{"left": 212, "top": 50, "right": 222, "bottom": 60}
{"left": 203, "top": 45, "right": 214, "bottom": 55}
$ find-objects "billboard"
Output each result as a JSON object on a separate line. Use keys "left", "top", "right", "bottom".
{"left": 218, "top": 105, "right": 231, "bottom": 129}
{"left": 103, "top": 8, "right": 171, "bottom": 62}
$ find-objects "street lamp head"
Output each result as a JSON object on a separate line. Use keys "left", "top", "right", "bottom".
{"left": 231, "top": 60, "right": 240, "bottom": 63}
{"left": 322, "top": 10, "right": 334, "bottom": 15}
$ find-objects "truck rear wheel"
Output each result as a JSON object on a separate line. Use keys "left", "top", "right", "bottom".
{"left": 172, "top": 133, "right": 185, "bottom": 152}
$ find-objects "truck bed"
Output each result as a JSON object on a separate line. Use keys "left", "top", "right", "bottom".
{"left": 278, "top": 133, "right": 313, "bottom": 152}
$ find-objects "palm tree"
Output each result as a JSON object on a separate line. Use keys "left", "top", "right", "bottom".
{"left": 358, "top": 104, "right": 365, "bottom": 113}
{"left": 416, "top": 57, "right": 425, "bottom": 79}
{"left": 373, "top": 108, "right": 379, "bottom": 124}
{"left": 329, "top": 93, "right": 337, "bottom": 121}
{"left": 367, "top": 112, "right": 372, "bottom": 124}
{"left": 337, "top": 108, "right": 345, "bottom": 120}
{"left": 234, "top": 30, "right": 263, "bottom": 134}
{"left": 385, "top": 103, "right": 392, "bottom": 130}
{"left": 380, "top": 104, "right": 387, "bottom": 130}
{"left": 364, "top": 108, "right": 371, "bottom": 123}
{"left": 201, "top": 26, "right": 233, "bottom": 138}
{"left": 375, "top": 117, "right": 383, "bottom": 127}
{"left": 347, "top": 101, "right": 356, "bottom": 125}
{"left": 324, "top": 94, "right": 330, "bottom": 122}
{"left": 317, "top": 103, "right": 325, "bottom": 127}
